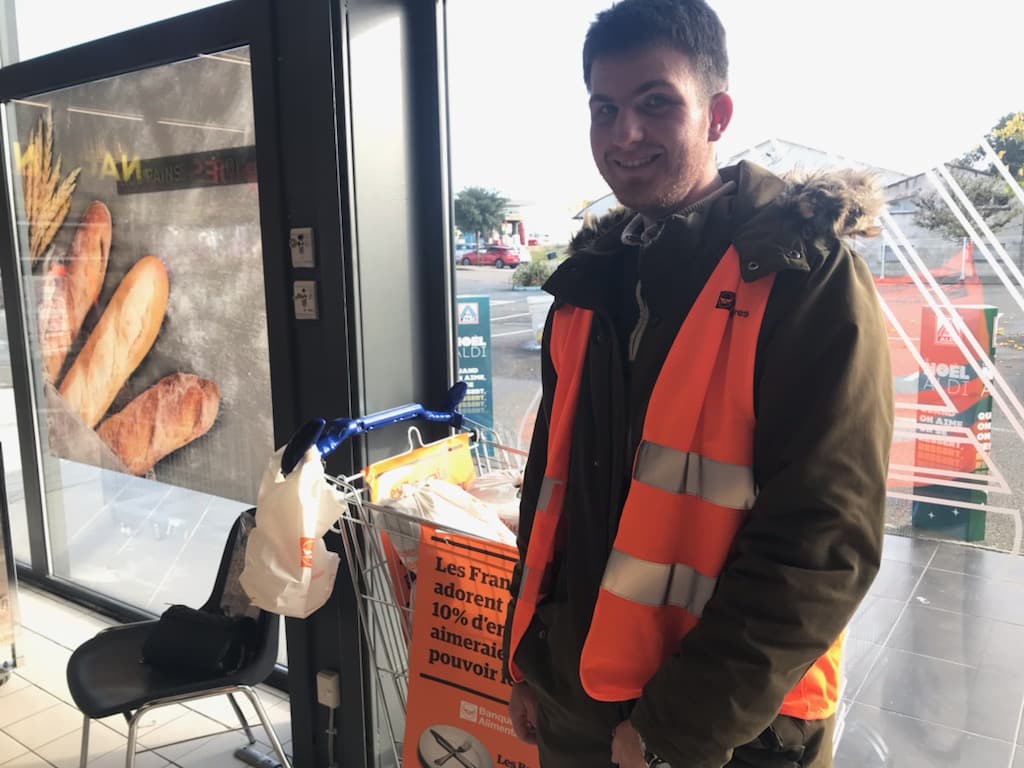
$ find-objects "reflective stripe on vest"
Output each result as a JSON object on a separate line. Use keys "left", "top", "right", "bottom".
{"left": 507, "top": 245, "right": 841, "bottom": 720}
{"left": 601, "top": 548, "right": 718, "bottom": 617}
{"left": 633, "top": 441, "right": 756, "bottom": 510}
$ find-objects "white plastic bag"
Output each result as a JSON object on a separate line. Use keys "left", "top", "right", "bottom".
{"left": 240, "top": 446, "right": 342, "bottom": 618}
{"left": 465, "top": 469, "right": 523, "bottom": 533}
{"left": 374, "top": 478, "right": 518, "bottom": 570}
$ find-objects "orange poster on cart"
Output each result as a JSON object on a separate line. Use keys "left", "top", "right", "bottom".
{"left": 403, "top": 524, "right": 538, "bottom": 768}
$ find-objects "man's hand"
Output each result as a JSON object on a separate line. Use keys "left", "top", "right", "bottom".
{"left": 611, "top": 720, "right": 646, "bottom": 768}
{"left": 508, "top": 682, "right": 539, "bottom": 744}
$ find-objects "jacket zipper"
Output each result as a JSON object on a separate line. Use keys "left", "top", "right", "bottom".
{"left": 628, "top": 279, "right": 648, "bottom": 363}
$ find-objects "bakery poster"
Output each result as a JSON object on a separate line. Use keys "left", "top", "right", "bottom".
{"left": 403, "top": 525, "right": 538, "bottom": 768}
{"left": 8, "top": 46, "right": 274, "bottom": 504}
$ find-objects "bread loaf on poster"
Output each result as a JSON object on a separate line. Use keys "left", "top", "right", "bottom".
{"left": 39, "top": 202, "right": 112, "bottom": 383}
{"left": 58, "top": 255, "right": 169, "bottom": 428}
{"left": 97, "top": 373, "right": 220, "bottom": 475}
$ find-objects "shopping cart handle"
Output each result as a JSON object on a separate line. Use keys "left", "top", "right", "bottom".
{"left": 280, "top": 383, "right": 469, "bottom": 475}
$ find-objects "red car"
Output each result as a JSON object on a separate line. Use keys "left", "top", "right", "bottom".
{"left": 459, "top": 245, "right": 521, "bottom": 269}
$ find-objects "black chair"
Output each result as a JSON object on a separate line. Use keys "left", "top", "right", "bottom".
{"left": 66, "top": 510, "right": 291, "bottom": 768}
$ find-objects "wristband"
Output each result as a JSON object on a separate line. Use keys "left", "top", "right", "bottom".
{"left": 637, "top": 734, "right": 668, "bottom": 767}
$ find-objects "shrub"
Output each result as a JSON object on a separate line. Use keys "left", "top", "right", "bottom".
{"left": 513, "top": 259, "right": 554, "bottom": 288}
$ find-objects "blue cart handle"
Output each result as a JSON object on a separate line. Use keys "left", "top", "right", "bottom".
{"left": 280, "top": 382, "right": 468, "bottom": 475}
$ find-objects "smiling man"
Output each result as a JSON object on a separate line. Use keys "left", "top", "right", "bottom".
{"left": 501, "top": 1, "right": 895, "bottom": 767}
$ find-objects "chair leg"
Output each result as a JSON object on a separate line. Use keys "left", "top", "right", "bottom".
{"left": 79, "top": 715, "right": 90, "bottom": 768}
{"left": 125, "top": 710, "right": 142, "bottom": 768}
{"left": 240, "top": 687, "right": 291, "bottom": 768}
{"left": 228, "top": 692, "right": 257, "bottom": 745}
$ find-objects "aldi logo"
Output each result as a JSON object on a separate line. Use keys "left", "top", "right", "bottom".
{"left": 935, "top": 322, "right": 956, "bottom": 346}
{"left": 458, "top": 302, "right": 480, "bottom": 325}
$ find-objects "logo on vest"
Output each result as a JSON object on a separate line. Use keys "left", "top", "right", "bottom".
{"left": 715, "top": 291, "right": 748, "bottom": 317}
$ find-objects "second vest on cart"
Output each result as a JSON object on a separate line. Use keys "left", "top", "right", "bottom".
{"left": 508, "top": 246, "right": 841, "bottom": 720}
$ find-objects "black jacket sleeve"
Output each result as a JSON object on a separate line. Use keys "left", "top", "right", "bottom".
{"left": 631, "top": 243, "right": 894, "bottom": 767}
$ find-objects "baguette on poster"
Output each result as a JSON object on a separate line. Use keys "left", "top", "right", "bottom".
{"left": 38, "top": 201, "right": 111, "bottom": 383}
{"left": 97, "top": 373, "right": 220, "bottom": 475}
{"left": 58, "top": 254, "right": 169, "bottom": 428}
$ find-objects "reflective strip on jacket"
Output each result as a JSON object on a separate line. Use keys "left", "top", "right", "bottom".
{"left": 509, "top": 245, "right": 842, "bottom": 721}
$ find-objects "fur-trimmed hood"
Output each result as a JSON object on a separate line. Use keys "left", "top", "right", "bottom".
{"left": 568, "top": 161, "right": 883, "bottom": 260}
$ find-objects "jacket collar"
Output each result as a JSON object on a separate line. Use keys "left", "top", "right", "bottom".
{"left": 544, "top": 161, "right": 882, "bottom": 305}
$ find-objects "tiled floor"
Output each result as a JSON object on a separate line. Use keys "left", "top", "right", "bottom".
{"left": 836, "top": 535, "right": 1024, "bottom": 768}
{"left": 0, "top": 585, "right": 291, "bottom": 768}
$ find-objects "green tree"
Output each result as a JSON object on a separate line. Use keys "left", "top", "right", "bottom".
{"left": 913, "top": 167, "right": 1015, "bottom": 241}
{"left": 976, "top": 112, "right": 1024, "bottom": 181}
{"left": 950, "top": 113, "right": 1024, "bottom": 262}
{"left": 454, "top": 187, "right": 509, "bottom": 247}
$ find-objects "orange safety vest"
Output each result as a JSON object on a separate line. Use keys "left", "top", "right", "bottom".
{"left": 508, "top": 246, "right": 842, "bottom": 720}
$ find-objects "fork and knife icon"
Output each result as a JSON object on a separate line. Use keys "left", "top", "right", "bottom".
{"left": 430, "top": 728, "right": 476, "bottom": 768}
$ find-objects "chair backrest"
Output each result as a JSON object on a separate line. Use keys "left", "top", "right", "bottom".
{"left": 201, "top": 509, "right": 280, "bottom": 685}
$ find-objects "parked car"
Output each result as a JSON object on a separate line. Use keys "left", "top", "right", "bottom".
{"left": 458, "top": 245, "right": 521, "bottom": 269}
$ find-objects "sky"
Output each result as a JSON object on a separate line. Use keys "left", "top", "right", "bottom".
{"left": 8, "top": 0, "right": 1024, "bottom": 240}
{"left": 446, "top": 0, "right": 1024, "bottom": 237}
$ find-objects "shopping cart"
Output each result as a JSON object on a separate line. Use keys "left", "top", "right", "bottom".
{"left": 282, "top": 384, "right": 527, "bottom": 768}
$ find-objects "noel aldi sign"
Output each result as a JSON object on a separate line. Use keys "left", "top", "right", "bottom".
{"left": 913, "top": 305, "right": 997, "bottom": 541}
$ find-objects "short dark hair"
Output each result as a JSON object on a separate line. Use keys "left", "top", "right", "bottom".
{"left": 582, "top": 0, "right": 729, "bottom": 95}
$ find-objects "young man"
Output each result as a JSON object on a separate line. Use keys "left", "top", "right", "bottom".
{"left": 502, "top": 1, "right": 894, "bottom": 767}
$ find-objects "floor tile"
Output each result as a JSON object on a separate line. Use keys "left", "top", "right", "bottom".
{"left": 165, "top": 730, "right": 252, "bottom": 768}
{"left": 255, "top": 684, "right": 289, "bottom": 706}
{"left": 869, "top": 559, "right": 924, "bottom": 601}
{"left": 18, "top": 587, "right": 113, "bottom": 637}
{"left": 881, "top": 535, "right": 938, "bottom": 567}
{"left": 0, "top": 752, "right": 56, "bottom": 767}
{"left": 886, "top": 603, "right": 990, "bottom": 665}
{"left": 3, "top": 702, "right": 84, "bottom": 750}
{"left": 930, "top": 542, "right": 1024, "bottom": 583}
{"left": 98, "top": 703, "right": 189, "bottom": 743}
{"left": 0, "top": 675, "right": 31, "bottom": 699}
{"left": 268, "top": 697, "right": 291, "bottom": 727}
{"left": 17, "top": 593, "right": 112, "bottom": 652}
{"left": 86, "top": 746, "right": 169, "bottom": 768}
{"left": 843, "top": 636, "right": 885, "bottom": 699}
{"left": 10, "top": 634, "right": 73, "bottom": 705}
{"left": 857, "top": 647, "right": 1024, "bottom": 742}
{"left": 1013, "top": 748, "right": 1024, "bottom": 768}
{"left": 0, "top": 732, "right": 28, "bottom": 764}
{"left": 252, "top": 698, "right": 290, "bottom": 746}
{"left": 140, "top": 710, "right": 228, "bottom": 761}
{"left": 849, "top": 596, "right": 905, "bottom": 645}
{"left": 835, "top": 701, "right": 1014, "bottom": 768}
{"left": 182, "top": 693, "right": 259, "bottom": 730}
{"left": 0, "top": 686, "right": 62, "bottom": 729}
{"left": 35, "top": 720, "right": 124, "bottom": 768}
{"left": 982, "top": 620, "right": 1024, "bottom": 675}
{"left": 914, "top": 568, "right": 1024, "bottom": 625}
